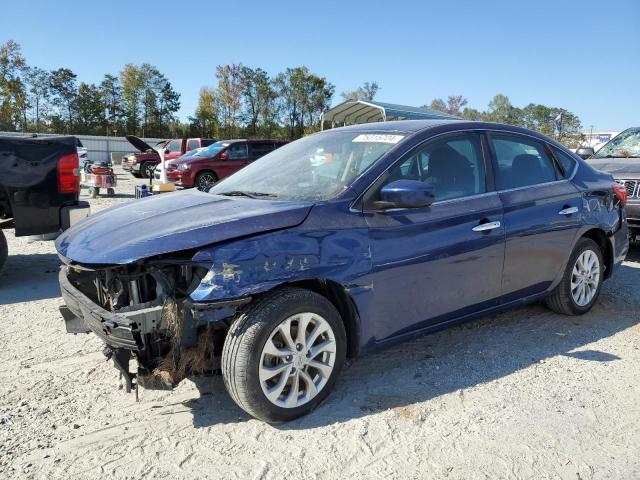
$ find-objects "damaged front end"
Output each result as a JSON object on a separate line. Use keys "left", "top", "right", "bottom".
{"left": 59, "top": 258, "right": 249, "bottom": 393}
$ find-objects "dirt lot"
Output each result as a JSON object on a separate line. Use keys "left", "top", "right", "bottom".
{"left": 1, "top": 166, "right": 639, "bottom": 479}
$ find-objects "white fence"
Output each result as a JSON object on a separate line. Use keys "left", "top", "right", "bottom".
{"left": 0, "top": 131, "right": 165, "bottom": 163}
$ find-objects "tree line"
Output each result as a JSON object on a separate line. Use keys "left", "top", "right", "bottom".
{"left": 1, "top": 40, "right": 583, "bottom": 145}
{"left": 424, "top": 94, "right": 583, "bottom": 146}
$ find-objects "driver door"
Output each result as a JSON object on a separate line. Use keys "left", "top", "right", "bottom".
{"left": 362, "top": 132, "right": 505, "bottom": 342}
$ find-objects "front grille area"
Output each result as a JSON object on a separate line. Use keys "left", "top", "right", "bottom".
{"left": 618, "top": 179, "right": 639, "bottom": 198}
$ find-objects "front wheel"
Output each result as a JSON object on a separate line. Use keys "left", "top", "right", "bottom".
{"left": 140, "top": 162, "right": 155, "bottom": 180}
{"left": 221, "top": 287, "right": 346, "bottom": 423}
{"left": 545, "top": 238, "right": 604, "bottom": 315}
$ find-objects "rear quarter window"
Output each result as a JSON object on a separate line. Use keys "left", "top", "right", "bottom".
{"left": 552, "top": 147, "right": 577, "bottom": 178}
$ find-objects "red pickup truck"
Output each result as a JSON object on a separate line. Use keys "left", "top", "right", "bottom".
{"left": 122, "top": 136, "right": 215, "bottom": 178}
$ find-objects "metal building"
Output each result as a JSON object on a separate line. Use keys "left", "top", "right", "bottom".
{"left": 0, "top": 131, "right": 164, "bottom": 163}
{"left": 321, "top": 100, "right": 457, "bottom": 129}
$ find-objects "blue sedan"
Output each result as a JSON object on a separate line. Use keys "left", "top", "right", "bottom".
{"left": 56, "top": 120, "right": 629, "bottom": 422}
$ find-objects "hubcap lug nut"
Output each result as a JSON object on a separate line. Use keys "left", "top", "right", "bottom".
{"left": 296, "top": 344, "right": 303, "bottom": 351}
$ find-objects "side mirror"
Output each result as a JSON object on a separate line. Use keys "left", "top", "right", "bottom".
{"left": 373, "top": 179, "right": 435, "bottom": 210}
{"left": 219, "top": 151, "right": 229, "bottom": 160}
{"left": 576, "top": 146, "right": 595, "bottom": 160}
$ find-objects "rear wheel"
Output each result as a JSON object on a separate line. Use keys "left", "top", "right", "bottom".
{"left": 221, "top": 287, "right": 346, "bottom": 423}
{"left": 195, "top": 171, "right": 218, "bottom": 191}
{"left": 0, "top": 229, "right": 7, "bottom": 275}
{"left": 545, "top": 238, "right": 604, "bottom": 315}
{"left": 91, "top": 187, "right": 100, "bottom": 198}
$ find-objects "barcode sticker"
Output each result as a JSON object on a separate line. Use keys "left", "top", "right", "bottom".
{"left": 352, "top": 134, "right": 405, "bottom": 144}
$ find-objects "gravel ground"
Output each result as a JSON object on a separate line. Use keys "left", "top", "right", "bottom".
{"left": 1, "top": 166, "right": 639, "bottom": 479}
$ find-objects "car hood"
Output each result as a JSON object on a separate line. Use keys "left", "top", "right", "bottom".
{"left": 56, "top": 189, "right": 313, "bottom": 265}
{"left": 125, "top": 135, "right": 158, "bottom": 153}
{"left": 587, "top": 157, "right": 640, "bottom": 178}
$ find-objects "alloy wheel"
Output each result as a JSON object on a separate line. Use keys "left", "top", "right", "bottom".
{"left": 197, "top": 173, "right": 216, "bottom": 191}
{"left": 259, "top": 312, "right": 337, "bottom": 408}
{"left": 571, "top": 249, "right": 601, "bottom": 307}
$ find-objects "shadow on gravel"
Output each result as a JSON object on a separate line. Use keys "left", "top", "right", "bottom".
{"left": 0, "top": 253, "right": 61, "bottom": 304}
{"left": 186, "top": 256, "right": 640, "bottom": 429}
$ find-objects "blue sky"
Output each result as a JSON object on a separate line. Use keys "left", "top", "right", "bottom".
{"left": 2, "top": 0, "right": 638, "bottom": 131}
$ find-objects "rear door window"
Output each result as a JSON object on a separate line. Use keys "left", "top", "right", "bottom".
{"left": 491, "top": 134, "right": 558, "bottom": 189}
{"left": 228, "top": 142, "right": 249, "bottom": 160}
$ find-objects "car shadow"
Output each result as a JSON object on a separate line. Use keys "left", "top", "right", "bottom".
{"left": 0, "top": 253, "right": 61, "bottom": 304}
{"left": 187, "top": 257, "right": 640, "bottom": 429}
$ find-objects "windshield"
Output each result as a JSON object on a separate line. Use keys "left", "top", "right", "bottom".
{"left": 209, "top": 131, "right": 405, "bottom": 201}
{"left": 195, "top": 141, "right": 230, "bottom": 157}
{"left": 594, "top": 129, "right": 640, "bottom": 158}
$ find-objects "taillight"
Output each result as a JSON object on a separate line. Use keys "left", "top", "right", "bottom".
{"left": 58, "top": 153, "right": 80, "bottom": 193}
{"left": 612, "top": 183, "right": 627, "bottom": 207}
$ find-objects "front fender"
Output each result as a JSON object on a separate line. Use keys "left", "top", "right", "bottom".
{"left": 189, "top": 227, "right": 372, "bottom": 302}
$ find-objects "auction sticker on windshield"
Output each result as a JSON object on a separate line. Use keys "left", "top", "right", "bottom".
{"left": 352, "top": 134, "right": 405, "bottom": 144}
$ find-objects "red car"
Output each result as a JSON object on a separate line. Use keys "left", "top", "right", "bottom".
{"left": 162, "top": 139, "right": 287, "bottom": 190}
{"left": 122, "top": 136, "right": 216, "bottom": 179}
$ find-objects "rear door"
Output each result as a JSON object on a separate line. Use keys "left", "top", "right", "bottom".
{"left": 488, "top": 132, "right": 582, "bottom": 301}
{"left": 363, "top": 131, "right": 505, "bottom": 341}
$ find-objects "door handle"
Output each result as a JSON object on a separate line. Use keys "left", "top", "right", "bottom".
{"left": 472, "top": 221, "right": 501, "bottom": 232}
{"left": 558, "top": 207, "right": 579, "bottom": 215}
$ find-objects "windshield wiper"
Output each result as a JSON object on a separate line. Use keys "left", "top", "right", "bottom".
{"left": 216, "top": 191, "right": 278, "bottom": 199}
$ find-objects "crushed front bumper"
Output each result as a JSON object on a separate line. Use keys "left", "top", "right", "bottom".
{"left": 59, "top": 268, "right": 147, "bottom": 350}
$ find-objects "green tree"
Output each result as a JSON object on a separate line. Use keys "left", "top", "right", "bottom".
{"left": 241, "top": 66, "right": 278, "bottom": 137}
{"left": 483, "top": 94, "right": 522, "bottom": 125}
{"left": 461, "top": 107, "right": 482, "bottom": 120}
{"left": 276, "top": 66, "right": 334, "bottom": 138}
{"left": 0, "top": 40, "right": 27, "bottom": 131}
{"left": 75, "top": 82, "right": 105, "bottom": 134}
{"left": 49, "top": 68, "right": 78, "bottom": 133}
{"left": 25, "top": 66, "right": 50, "bottom": 132}
{"left": 426, "top": 95, "right": 467, "bottom": 117}
{"left": 100, "top": 74, "right": 123, "bottom": 135}
{"left": 341, "top": 81, "right": 380, "bottom": 102}
{"left": 215, "top": 63, "right": 244, "bottom": 138}
{"left": 120, "top": 64, "right": 145, "bottom": 135}
{"left": 193, "top": 86, "right": 218, "bottom": 138}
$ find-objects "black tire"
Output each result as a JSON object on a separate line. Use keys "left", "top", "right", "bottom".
{"left": 140, "top": 162, "right": 155, "bottom": 180}
{"left": 195, "top": 171, "right": 218, "bottom": 191}
{"left": 107, "top": 188, "right": 115, "bottom": 197}
{"left": 91, "top": 187, "right": 99, "bottom": 198}
{"left": 221, "top": 287, "right": 347, "bottom": 423}
{"left": 545, "top": 237, "right": 604, "bottom": 315}
{"left": 0, "top": 229, "right": 7, "bottom": 275}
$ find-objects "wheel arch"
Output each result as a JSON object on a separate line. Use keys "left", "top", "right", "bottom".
{"left": 581, "top": 228, "right": 613, "bottom": 279}
{"left": 263, "top": 279, "right": 361, "bottom": 358}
